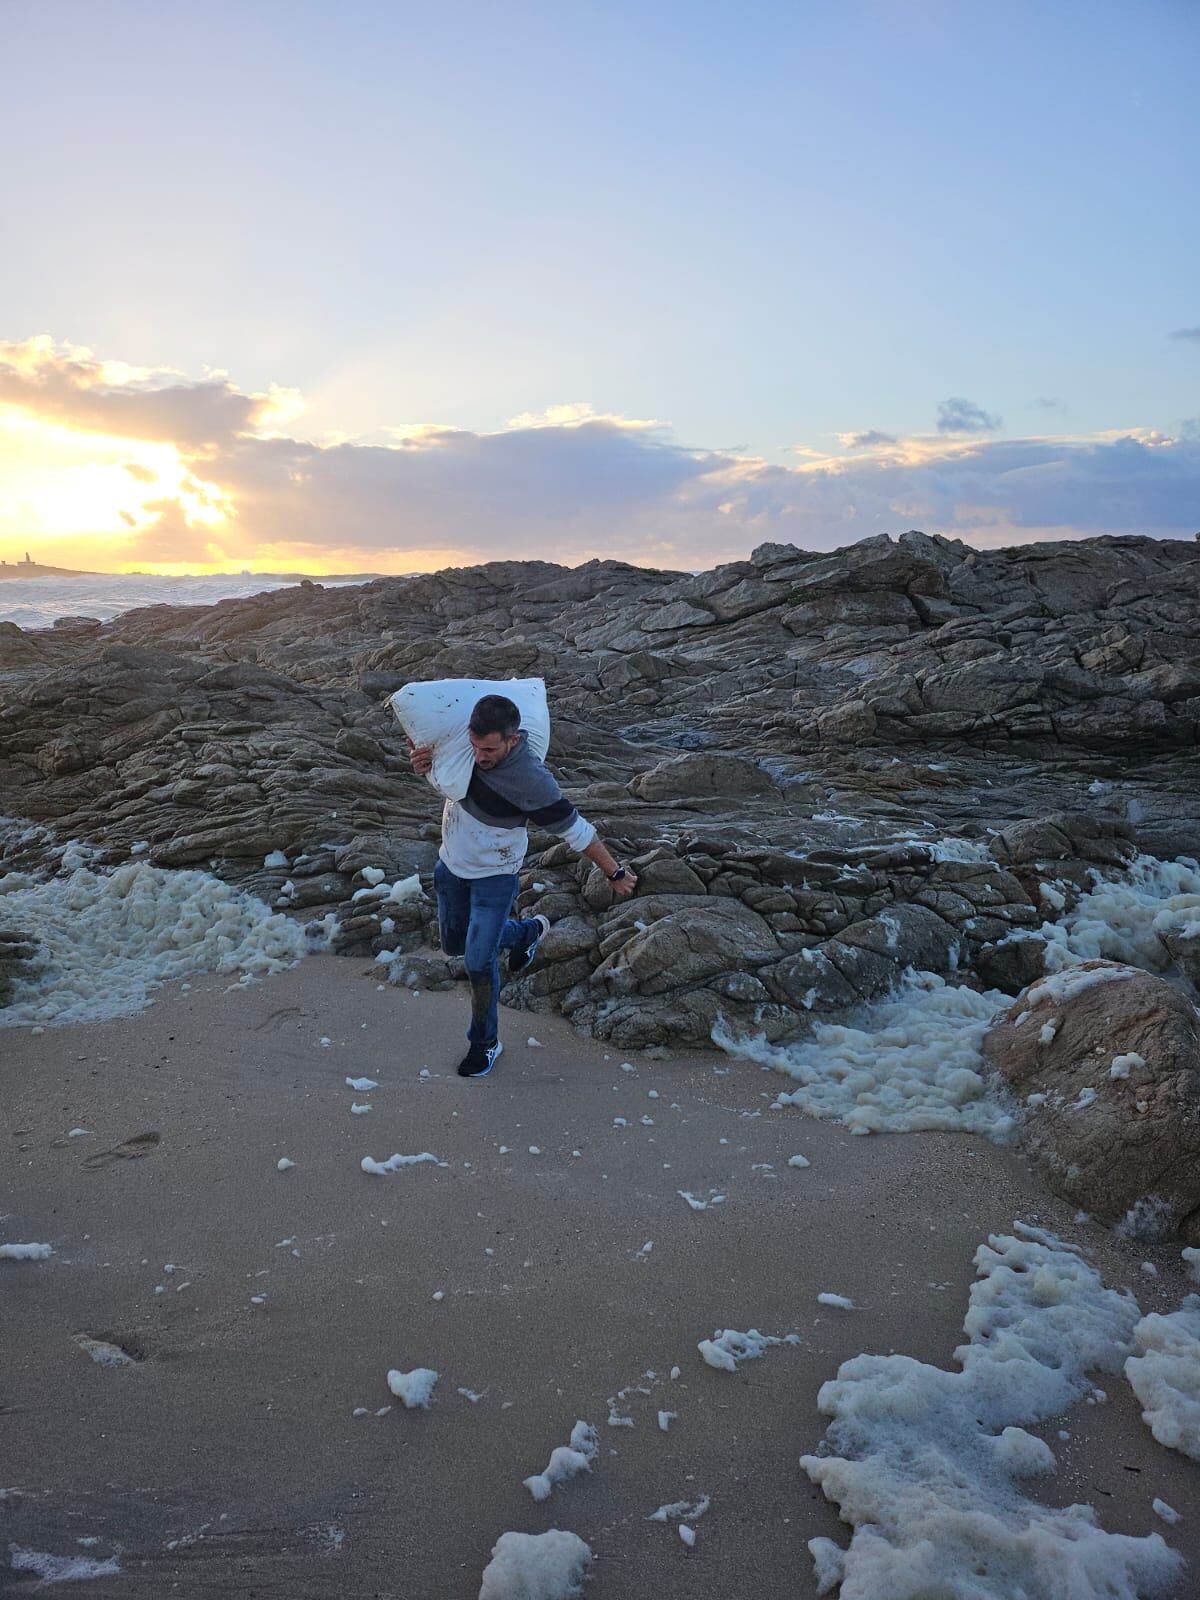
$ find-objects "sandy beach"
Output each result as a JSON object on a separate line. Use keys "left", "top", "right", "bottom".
{"left": 3, "top": 955, "right": 1196, "bottom": 1596}
{"left": 6, "top": 0, "right": 1200, "bottom": 1590}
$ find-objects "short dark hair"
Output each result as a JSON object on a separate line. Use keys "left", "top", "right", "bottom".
{"left": 469, "top": 694, "right": 521, "bottom": 740}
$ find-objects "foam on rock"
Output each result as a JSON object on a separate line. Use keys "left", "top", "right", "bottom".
{"left": 1037, "top": 854, "right": 1200, "bottom": 974}
{"left": 716, "top": 852, "right": 1200, "bottom": 1140}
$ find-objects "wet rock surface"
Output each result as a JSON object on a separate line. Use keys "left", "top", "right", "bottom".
{"left": 2, "top": 532, "right": 1198, "bottom": 1060}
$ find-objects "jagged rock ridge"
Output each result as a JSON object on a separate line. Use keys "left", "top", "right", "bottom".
{"left": 1, "top": 531, "right": 1197, "bottom": 1056}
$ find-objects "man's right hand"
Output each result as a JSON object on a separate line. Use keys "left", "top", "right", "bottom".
{"left": 406, "top": 737, "right": 433, "bottom": 775}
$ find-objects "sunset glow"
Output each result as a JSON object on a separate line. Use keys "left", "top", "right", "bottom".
{"left": 1, "top": 6, "right": 1196, "bottom": 576}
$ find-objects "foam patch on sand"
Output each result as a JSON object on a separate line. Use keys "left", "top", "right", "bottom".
{"left": 698, "top": 1327, "right": 799, "bottom": 1371}
{"left": 479, "top": 1529, "right": 592, "bottom": 1600}
{"left": 715, "top": 972, "right": 1014, "bottom": 1139}
{"left": 648, "top": 1495, "right": 710, "bottom": 1523}
{"left": 1124, "top": 1295, "right": 1200, "bottom": 1462}
{"left": 8, "top": 1546, "right": 122, "bottom": 1584}
{"left": 801, "top": 1230, "right": 1184, "bottom": 1599}
{"left": 361, "top": 1152, "right": 440, "bottom": 1175}
{"left": 523, "top": 1420, "right": 598, "bottom": 1501}
{"left": 386, "top": 1367, "right": 438, "bottom": 1409}
{"left": 73, "top": 1335, "right": 136, "bottom": 1368}
{"left": 0, "top": 861, "right": 313, "bottom": 1025}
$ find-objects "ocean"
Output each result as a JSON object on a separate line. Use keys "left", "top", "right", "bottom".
{"left": 0, "top": 572, "right": 380, "bottom": 631}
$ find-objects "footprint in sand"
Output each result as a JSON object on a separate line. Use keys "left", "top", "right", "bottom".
{"left": 74, "top": 1332, "right": 146, "bottom": 1367}
{"left": 253, "top": 1005, "right": 307, "bottom": 1032}
{"left": 82, "top": 1131, "right": 160, "bottom": 1169}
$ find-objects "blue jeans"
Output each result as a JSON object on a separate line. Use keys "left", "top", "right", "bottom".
{"left": 433, "top": 859, "right": 544, "bottom": 1045}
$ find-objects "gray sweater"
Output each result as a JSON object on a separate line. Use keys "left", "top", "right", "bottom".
{"left": 437, "top": 731, "right": 596, "bottom": 878}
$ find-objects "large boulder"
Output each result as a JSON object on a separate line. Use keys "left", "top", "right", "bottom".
{"left": 628, "top": 752, "right": 778, "bottom": 803}
{"left": 982, "top": 960, "right": 1200, "bottom": 1241}
{"left": 765, "top": 903, "right": 961, "bottom": 1011}
{"left": 588, "top": 897, "right": 780, "bottom": 998}
{"left": 561, "top": 981, "right": 798, "bottom": 1051}
{"left": 627, "top": 854, "right": 708, "bottom": 896}
{"left": 0, "top": 621, "right": 44, "bottom": 667}
{"left": 974, "top": 932, "right": 1047, "bottom": 994}
{"left": 333, "top": 833, "right": 437, "bottom": 880}
{"left": 988, "top": 811, "right": 1137, "bottom": 870}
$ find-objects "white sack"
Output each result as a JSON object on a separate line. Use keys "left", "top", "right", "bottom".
{"left": 389, "top": 678, "right": 550, "bottom": 800}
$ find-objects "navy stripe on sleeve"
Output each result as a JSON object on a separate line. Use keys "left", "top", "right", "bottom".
{"left": 527, "top": 796, "right": 576, "bottom": 828}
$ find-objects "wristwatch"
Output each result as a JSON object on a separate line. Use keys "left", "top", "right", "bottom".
{"left": 607, "top": 865, "right": 628, "bottom": 882}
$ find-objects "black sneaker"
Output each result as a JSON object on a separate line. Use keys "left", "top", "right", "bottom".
{"left": 458, "top": 1039, "right": 504, "bottom": 1078}
{"left": 507, "top": 914, "right": 550, "bottom": 978}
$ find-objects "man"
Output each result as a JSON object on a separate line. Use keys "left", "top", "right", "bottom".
{"left": 407, "top": 693, "right": 637, "bottom": 1077}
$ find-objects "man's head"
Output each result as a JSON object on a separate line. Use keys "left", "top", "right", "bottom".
{"left": 468, "top": 694, "right": 521, "bottom": 768}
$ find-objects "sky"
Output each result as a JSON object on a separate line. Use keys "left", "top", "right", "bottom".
{"left": 1, "top": 0, "right": 1197, "bottom": 575}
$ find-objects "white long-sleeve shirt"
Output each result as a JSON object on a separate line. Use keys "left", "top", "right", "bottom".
{"left": 439, "top": 794, "right": 595, "bottom": 878}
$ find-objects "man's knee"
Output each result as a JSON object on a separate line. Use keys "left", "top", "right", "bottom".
{"left": 439, "top": 923, "right": 467, "bottom": 957}
{"left": 463, "top": 941, "right": 496, "bottom": 977}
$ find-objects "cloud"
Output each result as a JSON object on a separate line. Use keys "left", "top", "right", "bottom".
{"left": 838, "top": 429, "right": 897, "bottom": 449}
{"left": 0, "top": 335, "right": 276, "bottom": 449}
{"left": 3, "top": 334, "right": 1199, "bottom": 573}
{"left": 504, "top": 401, "right": 664, "bottom": 432}
{"left": 198, "top": 420, "right": 1200, "bottom": 567}
{"left": 1034, "top": 397, "right": 1066, "bottom": 412}
{"left": 126, "top": 497, "right": 225, "bottom": 565}
{"left": 1167, "top": 327, "right": 1200, "bottom": 343}
{"left": 937, "top": 397, "right": 1002, "bottom": 434}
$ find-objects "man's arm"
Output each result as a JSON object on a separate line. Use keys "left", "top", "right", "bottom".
{"left": 526, "top": 790, "right": 638, "bottom": 898}
{"left": 582, "top": 837, "right": 638, "bottom": 897}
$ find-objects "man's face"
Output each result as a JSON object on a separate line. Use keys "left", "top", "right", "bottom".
{"left": 469, "top": 730, "right": 519, "bottom": 769}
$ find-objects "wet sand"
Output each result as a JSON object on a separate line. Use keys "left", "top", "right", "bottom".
{"left": 3, "top": 954, "right": 1196, "bottom": 1596}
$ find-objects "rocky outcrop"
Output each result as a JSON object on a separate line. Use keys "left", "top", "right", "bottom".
{"left": 2, "top": 532, "right": 1199, "bottom": 1048}
{"left": 495, "top": 832, "right": 1045, "bottom": 1049}
{"left": 982, "top": 962, "right": 1200, "bottom": 1242}
{"left": 802, "top": 533, "right": 1200, "bottom": 755}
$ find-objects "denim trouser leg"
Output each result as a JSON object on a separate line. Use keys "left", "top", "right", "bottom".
{"left": 433, "top": 859, "right": 545, "bottom": 1045}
